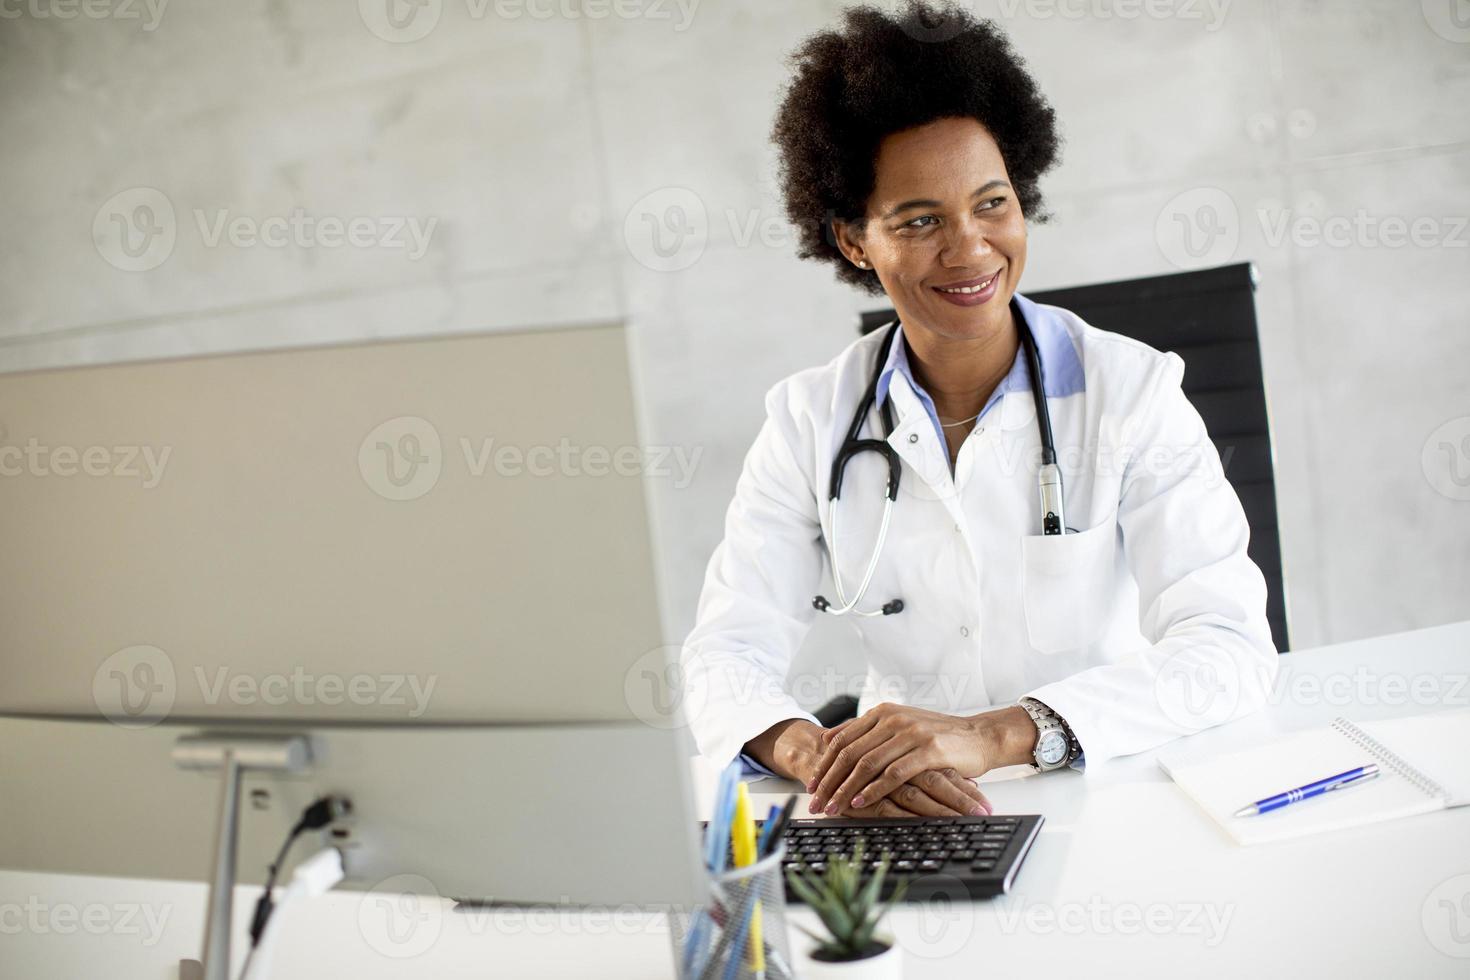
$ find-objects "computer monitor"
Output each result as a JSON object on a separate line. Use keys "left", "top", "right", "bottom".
{"left": 0, "top": 322, "right": 675, "bottom": 727}
{"left": 0, "top": 324, "right": 706, "bottom": 976}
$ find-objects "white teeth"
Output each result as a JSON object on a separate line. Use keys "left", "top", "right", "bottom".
{"left": 939, "top": 274, "right": 996, "bottom": 294}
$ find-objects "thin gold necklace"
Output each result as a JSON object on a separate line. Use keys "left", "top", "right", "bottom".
{"left": 940, "top": 412, "right": 981, "bottom": 428}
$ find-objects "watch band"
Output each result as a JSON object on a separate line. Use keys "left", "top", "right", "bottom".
{"left": 1019, "top": 697, "right": 1081, "bottom": 771}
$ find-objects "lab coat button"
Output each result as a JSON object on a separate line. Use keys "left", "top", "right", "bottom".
{"left": 960, "top": 626, "right": 970, "bottom": 638}
{"left": 908, "top": 433, "right": 919, "bottom": 443}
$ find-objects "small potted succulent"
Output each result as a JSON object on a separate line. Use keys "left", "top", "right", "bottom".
{"left": 785, "top": 842, "right": 907, "bottom": 979}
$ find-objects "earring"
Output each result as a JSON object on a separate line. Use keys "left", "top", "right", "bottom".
{"left": 857, "top": 260, "right": 868, "bottom": 269}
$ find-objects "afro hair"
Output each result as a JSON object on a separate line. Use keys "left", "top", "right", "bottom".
{"left": 771, "top": 1, "right": 1063, "bottom": 294}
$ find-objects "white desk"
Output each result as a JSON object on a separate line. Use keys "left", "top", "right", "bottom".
{"left": 4, "top": 621, "right": 1468, "bottom": 978}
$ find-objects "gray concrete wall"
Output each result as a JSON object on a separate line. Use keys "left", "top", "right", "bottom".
{"left": 2, "top": 1, "right": 1466, "bottom": 698}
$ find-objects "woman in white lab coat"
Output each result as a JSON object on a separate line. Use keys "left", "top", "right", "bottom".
{"left": 682, "top": 3, "right": 1277, "bottom": 818}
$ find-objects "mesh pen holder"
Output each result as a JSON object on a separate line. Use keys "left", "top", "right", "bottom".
{"left": 670, "top": 843, "right": 793, "bottom": 980}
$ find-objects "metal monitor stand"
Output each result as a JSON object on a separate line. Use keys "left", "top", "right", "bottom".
{"left": 174, "top": 734, "right": 310, "bottom": 980}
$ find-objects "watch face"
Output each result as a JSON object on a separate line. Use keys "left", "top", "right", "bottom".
{"left": 1037, "top": 731, "right": 1068, "bottom": 766}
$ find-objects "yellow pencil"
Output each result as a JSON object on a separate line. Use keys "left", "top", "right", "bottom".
{"left": 730, "top": 782, "right": 766, "bottom": 978}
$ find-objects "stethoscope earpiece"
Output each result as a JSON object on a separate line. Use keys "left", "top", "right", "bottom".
{"left": 812, "top": 594, "right": 905, "bottom": 616}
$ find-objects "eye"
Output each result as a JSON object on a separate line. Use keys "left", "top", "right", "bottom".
{"left": 902, "top": 215, "right": 937, "bottom": 229}
{"left": 978, "top": 196, "right": 1007, "bottom": 211}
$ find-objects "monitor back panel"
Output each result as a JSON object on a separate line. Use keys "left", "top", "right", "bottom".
{"left": 0, "top": 324, "right": 666, "bottom": 725}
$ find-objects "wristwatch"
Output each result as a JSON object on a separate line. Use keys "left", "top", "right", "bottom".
{"left": 1019, "top": 697, "right": 1080, "bottom": 772}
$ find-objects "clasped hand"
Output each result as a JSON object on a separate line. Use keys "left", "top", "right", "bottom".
{"left": 803, "top": 703, "right": 1001, "bottom": 817}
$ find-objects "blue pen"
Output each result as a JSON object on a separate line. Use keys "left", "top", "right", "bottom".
{"left": 685, "top": 764, "right": 739, "bottom": 976}
{"left": 720, "top": 894, "right": 757, "bottom": 980}
{"left": 1234, "top": 763, "right": 1381, "bottom": 817}
{"left": 756, "top": 803, "right": 781, "bottom": 856}
{"left": 708, "top": 766, "right": 742, "bottom": 875}
{"left": 685, "top": 763, "right": 743, "bottom": 977}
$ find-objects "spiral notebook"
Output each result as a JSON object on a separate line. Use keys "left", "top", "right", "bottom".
{"left": 1158, "top": 710, "right": 1470, "bottom": 845}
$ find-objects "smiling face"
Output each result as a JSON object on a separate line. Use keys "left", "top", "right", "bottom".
{"left": 836, "top": 116, "right": 1027, "bottom": 346}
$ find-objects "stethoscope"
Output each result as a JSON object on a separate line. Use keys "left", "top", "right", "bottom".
{"left": 812, "top": 302, "right": 1066, "bottom": 617}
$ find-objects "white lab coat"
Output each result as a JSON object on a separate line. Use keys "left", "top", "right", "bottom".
{"left": 680, "top": 296, "right": 1279, "bottom": 775}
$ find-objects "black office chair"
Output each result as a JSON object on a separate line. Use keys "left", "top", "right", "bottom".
{"left": 822, "top": 263, "right": 1290, "bottom": 725}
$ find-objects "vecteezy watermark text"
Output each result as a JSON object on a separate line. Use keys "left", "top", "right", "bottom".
{"left": 1156, "top": 185, "right": 1470, "bottom": 269}
{"left": 92, "top": 645, "right": 438, "bottom": 726}
{"left": 0, "top": 897, "right": 171, "bottom": 946}
{"left": 994, "top": 0, "right": 1230, "bottom": 32}
{"left": 357, "top": 0, "right": 700, "bottom": 44}
{"left": 194, "top": 666, "right": 436, "bottom": 718}
{"left": 1259, "top": 207, "right": 1469, "bottom": 250}
{"left": 0, "top": 0, "right": 168, "bottom": 31}
{"left": 0, "top": 431, "right": 170, "bottom": 488}
{"left": 358, "top": 416, "right": 703, "bottom": 502}
{"left": 459, "top": 437, "right": 700, "bottom": 486}
{"left": 625, "top": 649, "right": 981, "bottom": 732}
{"left": 994, "top": 896, "right": 1235, "bottom": 945}
{"left": 93, "top": 188, "right": 438, "bottom": 272}
{"left": 194, "top": 209, "right": 437, "bottom": 260}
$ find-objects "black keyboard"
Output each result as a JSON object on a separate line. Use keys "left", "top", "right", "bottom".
{"left": 709, "top": 814, "right": 1044, "bottom": 902}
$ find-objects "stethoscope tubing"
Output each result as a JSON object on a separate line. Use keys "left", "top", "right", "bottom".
{"left": 814, "top": 306, "right": 1064, "bottom": 617}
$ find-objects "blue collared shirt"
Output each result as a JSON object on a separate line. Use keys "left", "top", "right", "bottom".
{"left": 874, "top": 292, "right": 1086, "bottom": 450}
{"left": 738, "top": 293, "right": 1087, "bottom": 779}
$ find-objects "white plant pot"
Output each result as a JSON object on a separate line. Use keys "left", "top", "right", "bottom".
{"left": 795, "top": 934, "right": 903, "bottom": 980}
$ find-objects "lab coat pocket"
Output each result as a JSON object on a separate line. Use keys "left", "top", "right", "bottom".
{"left": 1020, "top": 516, "right": 1118, "bottom": 655}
